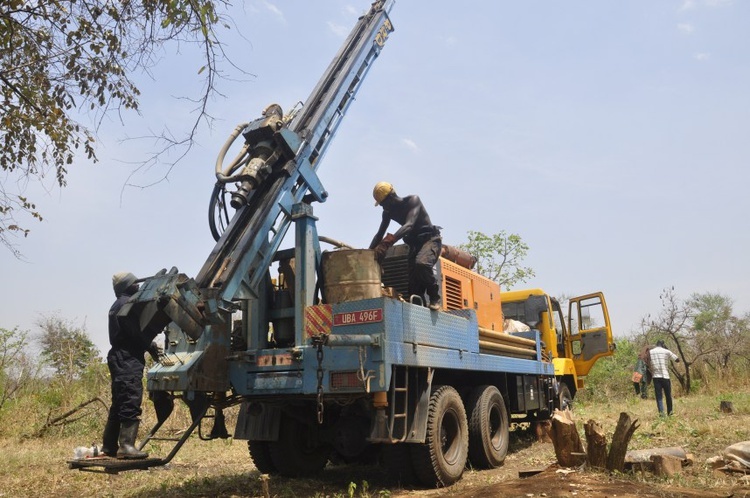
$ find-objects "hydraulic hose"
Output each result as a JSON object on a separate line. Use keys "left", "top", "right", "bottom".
{"left": 318, "top": 236, "right": 355, "bottom": 249}
{"left": 215, "top": 122, "right": 250, "bottom": 183}
{"left": 210, "top": 122, "right": 250, "bottom": 241}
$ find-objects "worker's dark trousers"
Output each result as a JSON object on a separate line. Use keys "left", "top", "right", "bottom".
{"left": 652, "top": 377, "right": 673, "bottom": 415}
{"left": 408, "top": 237, "right": 442, "bottom": 305}
{"left": 107, "top": 349, "right": 145, "bottom": 423}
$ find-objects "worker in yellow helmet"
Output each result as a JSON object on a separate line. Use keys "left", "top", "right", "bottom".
{"left": 370, "top": 182, "right": 442, "bottom": 310}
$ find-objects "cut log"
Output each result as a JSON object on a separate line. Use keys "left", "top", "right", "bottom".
{"left": 550, "top": 409, "right": 585, "bottom": 467}
{"left": 584, "top": 419, "right": 608, "bottom": 469}
{"left": 606, "top": 412, "right": 639, "bottom": 472}
{"left": 625, "top": 446, "right": 687, "bottom": 464}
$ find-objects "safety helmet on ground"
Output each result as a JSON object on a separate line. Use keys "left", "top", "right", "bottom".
{"left": 373, "top": 182, "right": 394, "bottom": 206}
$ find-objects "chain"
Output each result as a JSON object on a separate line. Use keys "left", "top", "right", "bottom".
{"left": 315, "top": 337, "right": 325, "bottom": 424}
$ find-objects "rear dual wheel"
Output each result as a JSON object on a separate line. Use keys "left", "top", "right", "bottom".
{"left": 247, "top": 440, "right": 276, "bottom": 474}
{"left": 411, "top": 385, "right": 469, "bottom": 487}
{"left": 267, "top": 413, "right": 331, "bottom": 476}
{"left": 467, "top": 385, "right": 509, "bottom": 469}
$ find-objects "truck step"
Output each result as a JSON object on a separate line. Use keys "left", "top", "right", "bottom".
{"left": 68, "top": 457, "right": 166, "bottom": 474}
{"left": 68, "top": 399, "right": 210, "bottom": 474}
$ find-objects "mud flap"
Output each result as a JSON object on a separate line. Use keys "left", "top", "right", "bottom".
{"left": 234, "top": 401, "right": 282, "bottom": 441}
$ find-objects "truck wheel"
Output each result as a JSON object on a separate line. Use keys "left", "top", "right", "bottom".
{"left": 381, "top": 443, "right": 418, "bottom": 485}
{"left": 467, "top": 385, "right": 509, "bottom": 469}
{"left": 268, "top": 414, "right": 330, "bottom": 476}
{"left": 247, "top": 440, "right": 276, "bottom": 474}
{"left": 411, "top": 385, "right": 469, "bottom": 487}
{"left": 557, "top": 383, "right": 573, "bottom": 411}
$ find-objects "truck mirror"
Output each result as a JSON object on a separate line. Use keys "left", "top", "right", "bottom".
{"left": 524, "top": 295, "right": 549, "bottom": 329}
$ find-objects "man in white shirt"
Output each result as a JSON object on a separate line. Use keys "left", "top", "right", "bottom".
{"left": 649, "top": 340, "right": 680, "bottom": 416}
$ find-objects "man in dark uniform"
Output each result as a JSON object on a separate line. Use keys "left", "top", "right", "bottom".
{"left": 369, "top": 182, "right": 442, "bottom": 310}
{"left": 101, "top": 272, "right": 161, "bottom": 459}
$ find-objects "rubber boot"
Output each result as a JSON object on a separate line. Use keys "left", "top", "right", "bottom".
{"left": 117, "top": 420, "right": 148, "bottom": 459}
{"left": 427, "top": 287, "right": 442, "bottom": 311}
{"left": 101, "top": 417, "right": 120, "bottom": 457}
{"left": 426, "top": 278, "right": 442, "bottom": 311}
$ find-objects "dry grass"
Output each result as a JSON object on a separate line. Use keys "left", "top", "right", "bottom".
{"left": 0, "top": 389, "right": 749, "bottom": 497}
{"left": 574, "top": 388, "right": 750, "bottom": 490}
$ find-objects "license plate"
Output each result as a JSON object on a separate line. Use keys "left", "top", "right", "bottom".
{"left": 333, "top": 308, "right": 383, "bottom": 326}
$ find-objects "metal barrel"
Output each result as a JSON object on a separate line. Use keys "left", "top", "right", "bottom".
{"left": 321, "top": 249, "right": 381, "bottom": 304}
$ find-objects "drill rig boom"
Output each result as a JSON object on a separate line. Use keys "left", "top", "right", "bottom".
{"left": 117, "top": 1, "right": 395, "bottom": 393}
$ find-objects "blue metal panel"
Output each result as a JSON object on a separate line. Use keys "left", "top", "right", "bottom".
{"left": 229, "top": 296, "right": 552, "bottom": 399}
{"left": 401, "top": 303, "right": 478, "bottom": 352}
{"left": 383, "top": 341, "right": 554, "bottom": 376}
{"left": 326, "top": 298, "right": 553, "bottom": 383}
{"left": 250, "top": 371, "right": 304, "bottom": 391}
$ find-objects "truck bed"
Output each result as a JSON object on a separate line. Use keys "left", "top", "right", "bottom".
{"left": 229, "top": 297, "right": 554, "bottom": 398}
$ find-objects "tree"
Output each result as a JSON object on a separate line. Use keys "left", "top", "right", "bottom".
{"left": 637, "top": 287, "right": 750, "bottom": 394}
{"left": 36, "top": 315, "right": 99, "bottom": 382}
{"left": 459, "top": 230, "right": 535, "bottom": 289}
{"left": 688, "top": 292, "right": 750, "bottom": 371}
{"left": 0, "top": 326, "right": 38, "bottom": 410}
{"left": 638, "top": 287, "right": 694, "bottom": 393}
{"left": 1, "top": 0, "right": 231, "bottom": 256}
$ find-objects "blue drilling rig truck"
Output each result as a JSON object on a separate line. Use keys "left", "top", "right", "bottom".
{"left": 70, "top": 0, "right": 614, "bottom": 487}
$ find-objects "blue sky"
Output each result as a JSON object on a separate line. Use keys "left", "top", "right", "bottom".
{"left": 2, "top": 0, "right": 749, "bottom": 356}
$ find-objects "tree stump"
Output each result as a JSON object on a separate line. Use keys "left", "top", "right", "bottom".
{"left": 550, "top": 409, "right": 586, "bottom": 467}
{"left": 720, "top": 401, "right": 734, "bottom": 413}
{"left": 584, "top": 419, "right": 608, "bottom": 469}
{"left": 260, "top": 474, "right": 270, "bottom": 498}
{"left": 606, "top": 412, "right": 639, "bottom": 472}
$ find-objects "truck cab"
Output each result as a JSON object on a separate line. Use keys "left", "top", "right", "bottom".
{"left": 500, "top": 289, "right": 614, "bottom": 404}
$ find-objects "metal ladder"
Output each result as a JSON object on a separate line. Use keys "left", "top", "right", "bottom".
{"left": 388, "top": 365, "right": 409, "bottom": 441}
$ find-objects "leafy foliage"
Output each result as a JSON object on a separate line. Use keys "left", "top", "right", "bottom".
{"left": 36, "top": 314, "right": 100, "bottom": 381}
{"left": 634, "top": 288, "right": 750, "bottom": 394}
{"left": 689, "top": 293, "right": 750, "bottom": 370}
{"left": 636, "top": 287, "right": 695, "bottom": 392}
{"left": 0, "top": 0, "right": 230, "bottom": 255}
{"left": 459, "top": 230, "right": 535, "bottom": 289}
{"left": 0, "top": 326, "right": 38, "bottom": 410}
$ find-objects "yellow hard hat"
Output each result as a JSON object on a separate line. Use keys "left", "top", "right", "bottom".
{"left": 373, "top": 182, "right": 394, "bottom": 206}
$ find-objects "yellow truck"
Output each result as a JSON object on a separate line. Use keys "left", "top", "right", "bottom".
{"left": 499, "top": 289, "right": 615, "bottom": 409}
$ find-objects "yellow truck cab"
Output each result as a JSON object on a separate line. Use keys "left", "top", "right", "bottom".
{"left": 500, "top": 289, "right": 614, "bottom": 407}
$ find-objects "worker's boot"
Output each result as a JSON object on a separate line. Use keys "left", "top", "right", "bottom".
{"left": 101, "top": 417, "right": 120, "bottom": 457}
{"left": 423, "top": 272, "right": 442, "bottom": 310}
{"left": 116, "top": 420, "right": 148, "bottom": 459}
{"left": 427, "top": 285, "right": 442, "bottom": 311}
